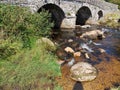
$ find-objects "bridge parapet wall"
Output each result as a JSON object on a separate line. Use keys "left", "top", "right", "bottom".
{"left": 0, "top": 0, "right": 28, "bottom": 4}
{"left": 63, "top": 0, "right": 118, "bottom": 11}
{"left": 0, "top": 0, "right": 118, "bottom": 12}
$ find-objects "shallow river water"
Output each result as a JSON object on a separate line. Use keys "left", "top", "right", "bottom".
{"left": 53, "top": 26, "right": 120, "bottom": 90}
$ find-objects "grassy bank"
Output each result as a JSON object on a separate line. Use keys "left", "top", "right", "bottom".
{"left": 0, "top": 42, "right": 61, "bottom": 90}
{"left": 0, "top": 4, "right": 62, "bottom": 90}
{"left": 99, "top": 12, "right": 120, "bottom": 28}
{"left": 105, "top": 0, "right": 120, "bottom": 9}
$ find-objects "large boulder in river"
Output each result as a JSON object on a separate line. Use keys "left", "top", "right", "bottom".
{"left": 80, "top": 30, "right": 105, "bottom": 40}
{"left": 70, "top": 62, "right": 98, "bottom": 82}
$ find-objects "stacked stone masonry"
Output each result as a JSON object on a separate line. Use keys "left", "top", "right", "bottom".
{"left": 0, "top": 0, "right": 119, "bottom": 28}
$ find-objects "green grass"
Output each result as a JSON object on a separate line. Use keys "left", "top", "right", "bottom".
{"left": 0, "top": 42, "right": 61, "bottom": 90}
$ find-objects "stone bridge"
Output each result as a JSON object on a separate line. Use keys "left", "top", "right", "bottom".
{"left": 1, "top": 0, "right": 119, "bottom": 28}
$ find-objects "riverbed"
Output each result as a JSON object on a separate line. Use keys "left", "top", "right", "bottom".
{"left": 53, "top": 26, "right": 120, "bottom": 90}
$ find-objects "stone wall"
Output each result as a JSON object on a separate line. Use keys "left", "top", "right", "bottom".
{"left": 1, "top": 0, "right": 118, "bottom": 15}
{"left": 0, "top": 0, "right": 119, "bottom": 28}
{"left": 69, "top": 0, "right": 118, "bottom": 11}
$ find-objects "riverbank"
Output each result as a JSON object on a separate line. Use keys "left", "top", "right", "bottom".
{"left": 0, "top": 4, "right": 62, "bottom": 90}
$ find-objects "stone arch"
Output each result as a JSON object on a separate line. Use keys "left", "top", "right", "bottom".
{"left": 118, "top": 19, "right": 120, "bottom": 23}
{"left": 98, "top": 10, "right": 103, "bottom": 20}
{"left": 38, "top": 4, "right": 65, "bottom": 29}
{"left": 76, "top": 6, "right": 92, "bottom": 25}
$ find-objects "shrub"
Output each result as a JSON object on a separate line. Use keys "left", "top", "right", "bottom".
{"left": 0, "top": 39, "right": 22, "bottom": 60}
{"left": 0, "top": 4, "right": 53, "bottom": 59}
{"left": 0, "top": 4, "right": 53, "bottom": 49}
{"left": 99, "top": 12, "right": 120, "bottom": 28}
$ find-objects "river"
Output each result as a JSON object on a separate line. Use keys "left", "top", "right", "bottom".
{"left": 52, "top": 26, "right": 120, "bottom": 90}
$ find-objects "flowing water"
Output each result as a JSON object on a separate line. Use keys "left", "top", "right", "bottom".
{"left": 53, "top": 26, "right": 120, "bottom": 90}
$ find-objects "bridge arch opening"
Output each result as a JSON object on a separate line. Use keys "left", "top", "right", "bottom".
{"left": 98, "top": 10, "right": 103, "bottom": 20}
{"left": 38, "top": 4, "right": 65, "bottom": 29}
{"left": 76, "top": 6, "right": 92, "bottom": 25}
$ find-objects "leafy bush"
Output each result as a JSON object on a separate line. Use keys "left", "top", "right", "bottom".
{"left": 0, "top": 4, "right": 53, "bottom": 49}
{"left": 0, "top": 39, "right": 22, "bottom": 60}
{"left": 99, "top": 12, "right": 120, "bottom": 28}
{"left": 0, "top": 4, "right": 53, "bottom": 59}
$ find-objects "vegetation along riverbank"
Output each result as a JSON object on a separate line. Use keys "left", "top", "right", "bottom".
{"left": 0, "top": 4, "right": 62, "bottom": 90}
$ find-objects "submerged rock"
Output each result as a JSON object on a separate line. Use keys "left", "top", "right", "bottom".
{"left": 56, "top": 48, "right": 73, "bottom": 60}
{"left": 70, "top": 62, "right": 98, "bottom": 82}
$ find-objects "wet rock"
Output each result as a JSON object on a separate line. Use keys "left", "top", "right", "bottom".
{"left": 99, "top": 48, "right": 106, "bottom": 53}
{"left": 70, "top": 62, "right": 98, "bottom": 82}
{"left": 81, "top": 25, "right": 91, "bottom": 29}
{"left": 64, "top": 47, "right": 75, "bottom": 53}
{"left": 56, "top": 48, "right": 73, "bottom": 60}
{"left": 74, "top": 52, "right": 81, "bottom": 57}
{"left": 85, "top": 53, "right": 90, "bottom": 59}
{"left": 75, "top": 25, "right": 91, "bottom": 29}
{"left": 80, "top": 30, "right": 105, "bottom": 40}
{"left": 68, "top": 39, "right": 73, "bottom": 43}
